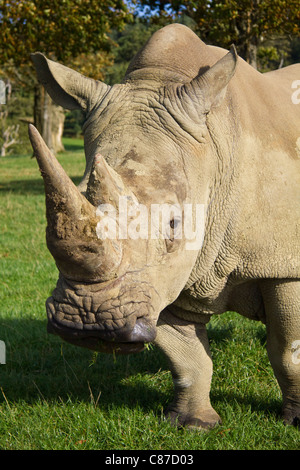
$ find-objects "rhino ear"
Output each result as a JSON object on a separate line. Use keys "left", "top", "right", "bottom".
{"left": 185, "top": 45, "right": 238, "bottom": 111}
{"left": 31, "top": 52, "right": 110, "bottom": 112}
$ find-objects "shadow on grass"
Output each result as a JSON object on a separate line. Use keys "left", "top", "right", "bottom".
{"left": 210, "top": 389, "right": 281, "bottom": 421}
{"left": 0, "top": 318, "right": 171, "bottom": 413}
{"left": 63, "top": 140, "right": 84, "bottom": 153}
{"left": 0, "top": 176, "right": 83, "bottom": 195}
{"left": 0, "top": 317, "right": 278, "bottom": 420}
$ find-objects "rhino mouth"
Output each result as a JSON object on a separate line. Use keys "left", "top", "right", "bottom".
{"left": 46, "top": 275, "right": 157, "bottom": 355}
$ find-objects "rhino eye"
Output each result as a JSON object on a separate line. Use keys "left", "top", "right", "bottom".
{"left": 165, "top": 217, "right": 182, "bottom": 252}
{"left": 170, "top": 218, "right": 180, "bottom": 230}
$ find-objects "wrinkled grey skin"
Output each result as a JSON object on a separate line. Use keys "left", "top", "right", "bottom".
{"left": 29, "top": 24, "right": 300, "bottom": 429}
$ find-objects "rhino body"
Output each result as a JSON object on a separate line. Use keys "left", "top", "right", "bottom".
{"left": 29, "top": 24, "right": 300, "bottom": 429}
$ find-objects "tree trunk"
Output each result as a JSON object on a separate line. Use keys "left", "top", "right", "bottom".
{"left": 244, "top": 2, "right": 260, "bottom": 70}
{"left": 34, "top": 84, "right": 65, "bottom": 153}
{"left": 246, "top": 38, "right": 258, "bottom": 69}
{"left": 34, "top": 83, "right": 53, "bottom": 151}
{"left": 51, "top": 104, "right": 65, "bottom": 153}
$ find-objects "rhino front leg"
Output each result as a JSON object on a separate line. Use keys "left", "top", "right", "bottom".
{"left": 154, "top": 308, "right": 221, "bottom": 430}
{"left": 260, "top": 279, "right": 300, "bottom": 427}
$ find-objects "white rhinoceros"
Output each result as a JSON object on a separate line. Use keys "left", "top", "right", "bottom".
{"left": 29, "top": 24, "right": 300, "bottom": 429}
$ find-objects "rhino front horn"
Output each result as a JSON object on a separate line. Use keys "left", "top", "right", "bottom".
{"left": 28, "top": 124, "right": 122, "bottom": 282}
{"left": 28, "top": 124, "right": 94, "bottom": 222}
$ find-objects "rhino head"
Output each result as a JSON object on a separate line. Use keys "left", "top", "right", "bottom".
{"left": 29, "top": 24, "right": 237, "bottom": 354}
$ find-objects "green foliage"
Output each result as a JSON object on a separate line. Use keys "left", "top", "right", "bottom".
{"left": 64, "top": 110, "right": 86, "bottom": 138}
{"left": 135, "top": 0, "right": 300, "bottom": 68}
{"left": 64, "top": 21, "right": 162, "bottom": 133}
{"left": 257, "top": 36, "right": 300, "bottom": 72}
{"left": 291, "top": 37, "right": 300, "bottom": 63}
{"left": 0, "top": 0, "right": 132, "bottom": 65}
{"left": 1, "top": 146, "right": 300, "bottom": 449}
{"left": 106, "top": 21, "right": 161, "bottom": 84}
{"left": 0, "top": 1, "right": 134, "bottom": 151}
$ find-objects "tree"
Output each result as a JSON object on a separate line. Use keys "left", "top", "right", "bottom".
{"left": 135, "top": 0, "right": 300, "bottom": 69}
{"left": 0, "top": 81, "right": 21, "bottom": 156}
{"left": 0, "top": 0, "right": 133, "bottom": 151}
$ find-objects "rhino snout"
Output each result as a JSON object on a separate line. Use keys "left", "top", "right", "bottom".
{"left": 45, "top": 275, "right": 158, "bottom": 354}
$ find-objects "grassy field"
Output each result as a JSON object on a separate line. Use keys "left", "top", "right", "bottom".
{"left": 0, "top": 139, "right": 299, "bottom": 450}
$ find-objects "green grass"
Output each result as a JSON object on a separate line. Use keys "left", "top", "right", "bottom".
{"left": 1, "top": 142, "right": 300, "bottom": 450}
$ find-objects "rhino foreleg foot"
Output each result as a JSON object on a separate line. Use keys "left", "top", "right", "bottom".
{"left": 155, "top": 308, "right": 221, "bottom": 431}
{"left": 282, "top": 401, "right": 300, "bottom": 427}
{"left": 164, "top": 407, "right": 221, "bottom": 431}
{"left": 260, "top": 279, "right": 300, "bottom": 428}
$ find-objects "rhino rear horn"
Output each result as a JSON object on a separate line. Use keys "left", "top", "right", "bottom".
{"left": 87, "top": 154, "right": 139, "bottom": 208}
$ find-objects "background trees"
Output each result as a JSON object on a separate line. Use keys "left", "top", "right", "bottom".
{"left": 0, "top": 0, "right": 133, "bottom": 152}
{"left": 0, "top": 0, "right": 299, "bottom": 155}
{"left": 135, "top": 0, "right": 300, "bottom": 69}
{"left": 106, "top": 21, "right": 161, "bottom": 85}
